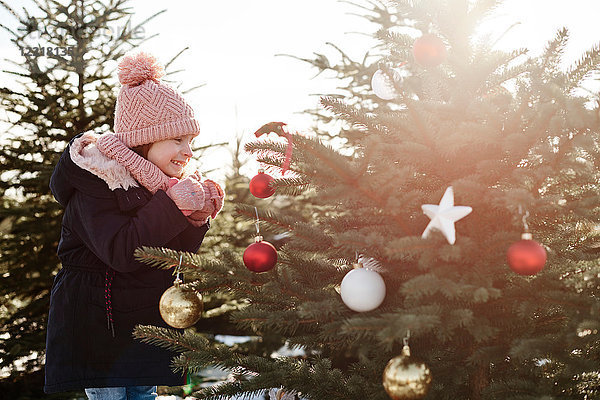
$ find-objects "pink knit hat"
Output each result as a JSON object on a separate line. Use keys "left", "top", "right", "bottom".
{"left": 113, "top": 52, "right": 201, "bottom": 147}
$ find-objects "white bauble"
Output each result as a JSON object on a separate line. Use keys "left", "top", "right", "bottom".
{"left": 371, "top": 68, "right": 401, "bottom": 100}
{"left": 340, "top": 268, "right": 386, "bottom": 312}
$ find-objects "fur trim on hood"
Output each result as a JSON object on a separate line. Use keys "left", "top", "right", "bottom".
{"left": 70, "top": 132, "right": 139, "bottom": 191}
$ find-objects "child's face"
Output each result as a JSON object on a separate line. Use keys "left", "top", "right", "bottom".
{"left": 147, "top": 134, "right": 195, "bottom": 178}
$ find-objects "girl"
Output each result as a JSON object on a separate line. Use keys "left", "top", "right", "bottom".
{"left": 44, "top": 52, "right": 224, "bottom": 400}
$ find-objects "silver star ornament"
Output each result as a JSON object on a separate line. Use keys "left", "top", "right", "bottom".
{"left": 421, "top": 186, "right": 472, "bottom": 245}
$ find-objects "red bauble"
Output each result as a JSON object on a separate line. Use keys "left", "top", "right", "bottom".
{"left": 249, "top": 169, "right": 276, "bottom": 198}
{"left": 412, "top": 34, "right": 447, "bottom": 68}
{"left": 243, "top": 236, "right": 277, "bottom": 272}
{"left": 507, "top": 233, "right": 547, "bottom": 275}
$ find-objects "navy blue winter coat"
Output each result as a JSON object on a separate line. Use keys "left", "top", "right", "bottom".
{"left": 44, "top": 133, "right": 209, "bottom": 393}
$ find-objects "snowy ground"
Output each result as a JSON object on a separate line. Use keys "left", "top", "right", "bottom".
{"left": 153, "top": 335, "right": 306, "bottom": 400}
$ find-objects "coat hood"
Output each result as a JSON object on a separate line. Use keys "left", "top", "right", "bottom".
{"left": 50, "top": 132, "right": 139, "bottom": 207}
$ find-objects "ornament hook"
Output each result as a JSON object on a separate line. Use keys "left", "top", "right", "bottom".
{"left": 403, "top": 329, "right": 411, "bottom": 346}
{"left": 254, "top": 207, "right": 261, "bottom": 236}
{"left": 402, "top": 329, "right": 412, "bottom": 356}
{"left": 518, "top": 205, "right": 530, "bottom": 232}
{"left": 352, "top": 251, "right": 364, "bottom": 269}
{"left": 174, "top": 254, "right": 183, "bottom": 287}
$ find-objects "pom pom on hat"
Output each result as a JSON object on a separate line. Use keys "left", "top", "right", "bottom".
{"left": 118, "top": 52, "right": 165, "bottom": 86}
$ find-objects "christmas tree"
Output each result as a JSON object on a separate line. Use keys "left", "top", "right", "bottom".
{"left": 135, "top": 1, "right": 600, "bottom": 399}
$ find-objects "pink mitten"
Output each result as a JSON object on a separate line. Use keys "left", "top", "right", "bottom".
{"left": 202, "top": 179, "right": 225, "bottom": 218}
{"left": 186, "top": 209, "right": 211, "bottom": 226}
{"left": 166, "top": 177, "right": 205, "bottom": 216}
{"left": 186, "top": 179, "right": 225, "bottom": 226}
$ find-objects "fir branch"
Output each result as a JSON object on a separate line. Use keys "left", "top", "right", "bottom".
{"left": 133, "top": 246, "right": 181, "bottom": 269}
{"left": 538, "top": 27, "right": 569, "bottom": 82}
{"left": 321, "top": 96, "right": 390, "bottom": 136}
{"left": 289, "top": 136, "right": 413, "bottom": 236}
{"left": 376, "top": 29, "right": 414, "bottom": 49}
{"left": 134, "top": 246, "right": 204, "bottom": 272}
{"left": 272, "top": 177, "right": 311, "bottom": 196}
{"left": 468, "top": 0, "right": 503, "bottom": 24}
{"left": 187, "top": 356, "right": 368, "bottom": 400}
{"left": 566, "top": 42, "right": 600, "bottom": 90}
{"left": 482, "top": 49, "right": 529, "bottom": 92}
{"left": 403, "top": 98, "right": 440, "bottom": 152}
{"left": 244, "top": 139, "right": 294, "bottom": 173}
{"left": 286, "top": 222, "right": 336, "bottom": 252}
{"left": 235, "top": 203, "right": 298, "bottom": 233}
{"left": 133, "top": 325, "right": 207, "bottom": 353}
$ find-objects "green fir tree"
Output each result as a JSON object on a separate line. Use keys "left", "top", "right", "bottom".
{"left": 134, "top": 0, "right": 600, "bottom": 399}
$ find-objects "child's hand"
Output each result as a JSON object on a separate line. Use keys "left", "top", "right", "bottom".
{"left": 166, "top": 177, "right": 205, "bottom": 215}
{"left": 201, "top": 179, "right": 225, "bottom": 218}
{"left": 185, "top": 179, "right": 225, "bottom": 226}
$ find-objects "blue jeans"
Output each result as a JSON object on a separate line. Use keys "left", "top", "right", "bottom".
{"left": 84, "top": 386, "right": 157, "bottom": 400}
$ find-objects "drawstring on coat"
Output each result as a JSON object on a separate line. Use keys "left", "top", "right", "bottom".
{"left": 104, "top": 268, "right": 115, "bottom": 337}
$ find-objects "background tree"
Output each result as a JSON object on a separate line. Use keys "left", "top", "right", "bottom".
{"left": 0, "top": 0, "right": 169, "bottom": 397}
{"left": 0, "top": 2, "right": 284, "bottom": 398}
{"left": 134, "top": 0, "right": 600, "bottom": 399}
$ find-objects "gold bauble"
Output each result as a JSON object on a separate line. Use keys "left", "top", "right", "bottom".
{"left": 383, "top": 345, "right": 432, "bottom": 400}
{"left": 159, "top": 280, "right": 203, "bottom": 329}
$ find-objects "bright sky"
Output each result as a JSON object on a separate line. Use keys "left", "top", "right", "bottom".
{"left": 128, "top": 0, "right": 376, "bottom": 179}
{"left": 1, "top": 0, "right": 600, "bottom": 181}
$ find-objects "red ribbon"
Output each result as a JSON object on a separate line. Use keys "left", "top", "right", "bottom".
{"left": 253, "top": 121, "right": 293, "bottom": 175}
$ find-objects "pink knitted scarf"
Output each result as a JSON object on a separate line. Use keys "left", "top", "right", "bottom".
{"left": 95, "top": 133, "right": 171, "bottom": 193}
